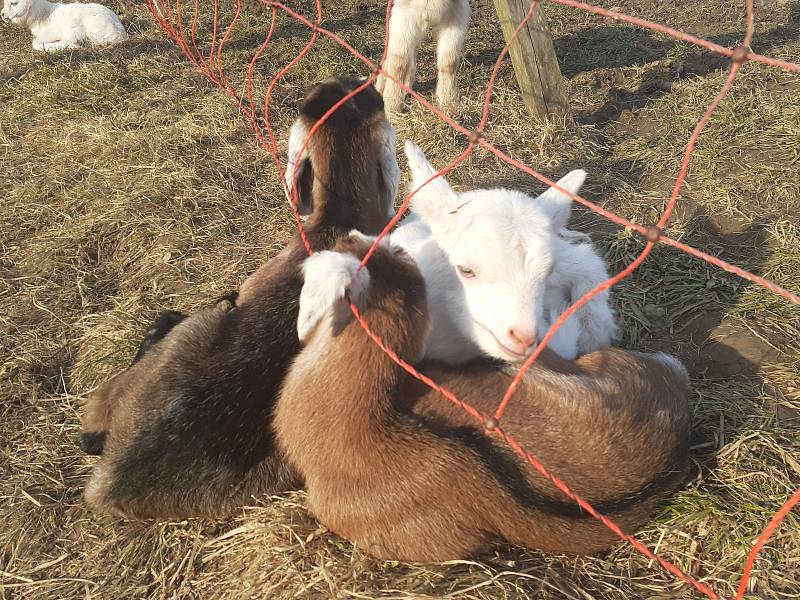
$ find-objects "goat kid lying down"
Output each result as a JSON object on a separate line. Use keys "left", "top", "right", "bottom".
{"left": 1, "top": 0, "right": 128, "bottom": 51}
{"left": 279, "top": 234, "right": 691, "bottom": 562}
{"left": 392, "top": 141, "right": 617, "bottom": 363}
{"left": 79, "top": 77, "right": 399, "bottom": 519}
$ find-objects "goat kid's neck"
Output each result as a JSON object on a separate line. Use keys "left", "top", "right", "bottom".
{"left": 305, "top": 186, "right": 388, "bottom": 238}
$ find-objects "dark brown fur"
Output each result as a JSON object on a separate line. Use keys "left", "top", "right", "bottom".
{"left": 275, "top": 237, "right": 692, "bottom": 562}
{"left": 80, "top": 78, "right": 397, "bottom": 519}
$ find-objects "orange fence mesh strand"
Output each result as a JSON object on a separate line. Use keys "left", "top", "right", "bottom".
{"left": 144, "top": 1, "right": 800, "bottom": 598}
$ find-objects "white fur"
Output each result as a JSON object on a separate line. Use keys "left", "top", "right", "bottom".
{"left": 298, "top": 230, "right": 437, "bottom": 347}
{"left": 375, "top": 0, "right": 469, "bottom": 113}
{"left": 540, "top": 238, "right": 618, "bottom": 359}
{"left": 283, "top": 120, "right": 312, "bottom": 211}
{"left": 652, "top": 352, "right": 691, "bottom": 385}
{"left": 298, "top": 250, "right": 371, "bottom": 343}
{"left": 391, "top": 141, "right": 618, "bottom": 364}
{"left": 374, "top": 118, "right": 402, "bottom": 216}
{"left": 2, "top": 0, "right": 127, "bottom": 51}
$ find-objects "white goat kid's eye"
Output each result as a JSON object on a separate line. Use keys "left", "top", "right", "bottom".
{"left": 457, "top": 265, "right": 475, "bottom": 278}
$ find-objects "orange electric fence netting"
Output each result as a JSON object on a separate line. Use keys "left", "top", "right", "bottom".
{"left": 143, "top": 0, "right": 800, "bottom": 598}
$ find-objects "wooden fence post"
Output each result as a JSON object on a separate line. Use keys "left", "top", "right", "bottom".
{"left": 492, "top": 0, "right": 569, "bottom": 119}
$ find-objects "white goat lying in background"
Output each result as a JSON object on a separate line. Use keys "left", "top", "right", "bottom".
{"left": 325, "top": 141, "right": 617, "bottom": 364}
{"left": 1, "top": 0, "right": 127, "bottom": 52}
{"left": 376, "top": 0, "right": 469, "bottom": 113}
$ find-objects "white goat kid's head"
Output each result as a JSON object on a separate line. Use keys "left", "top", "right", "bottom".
{"left": 404, "top": 140, "right": 586, "bottom": 362}
{"left": 1, "top": 0, "right": 31, "bottom": 24}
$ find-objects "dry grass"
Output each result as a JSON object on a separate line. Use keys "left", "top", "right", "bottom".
{"left": 1, "top": 0, "right": 799, "bottom": 598}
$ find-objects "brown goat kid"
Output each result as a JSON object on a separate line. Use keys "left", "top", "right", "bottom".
{"left": 276, "top": 235, "right": 692, "bottom": 562}
{"left": 80, "top": 78, "right": 399, "bottom": 519}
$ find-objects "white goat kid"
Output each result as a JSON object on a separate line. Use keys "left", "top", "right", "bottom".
{"left": 375, "top": 0, "right": 469, "bottom": 113}
{"left": 390, "top": 141, "right": 618, "bottom": 363}
{"left": 1, "top": 0, "right": 128, "bottom": 52}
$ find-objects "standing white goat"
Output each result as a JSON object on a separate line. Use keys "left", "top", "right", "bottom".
{"left": 386, "top": 141, "right": 617, "bottom": 363}
{"left": 375, "top": 0, "right": 469, "bottom": 113}
{"left": 1, "top": 0, "right": 128, "bottom": 52}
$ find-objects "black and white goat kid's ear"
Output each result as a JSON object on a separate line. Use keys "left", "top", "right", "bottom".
{"left": 374, "top": 122, "right": 401, "bottom": 216}
{"left": 284, "top": 120, "right": 315, "bottom": 216}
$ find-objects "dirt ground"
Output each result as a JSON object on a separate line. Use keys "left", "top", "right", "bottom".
{"left": 1, "top": 0, "right": 798, "bottom": 598}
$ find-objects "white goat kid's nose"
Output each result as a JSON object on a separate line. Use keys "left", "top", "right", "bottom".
{"left": 507, "top": 327, "right": 537, "bottom": 351}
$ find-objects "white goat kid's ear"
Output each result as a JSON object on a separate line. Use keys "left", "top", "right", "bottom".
{"left": 297, "top": 251, "right": 371, "bottom": 343}
{"left": 404, "top": 140, "right": 460, "bottom": 224}
{"left": 284, "top": 120, "right": 312, "bottom": 214}
{"left": 537, "top": 169, "right": 586, "bottom": 231}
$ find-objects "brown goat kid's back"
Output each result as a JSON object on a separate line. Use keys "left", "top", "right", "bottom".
{"left": 276, "top": 236, "right": 691, "bottom": 561}
{"left": 80, "top": 78, "right": 399, "bottom": 519}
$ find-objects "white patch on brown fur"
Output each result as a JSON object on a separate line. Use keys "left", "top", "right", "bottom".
{"left": 298, "top": 251, "right": 371, "bottom": 343}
